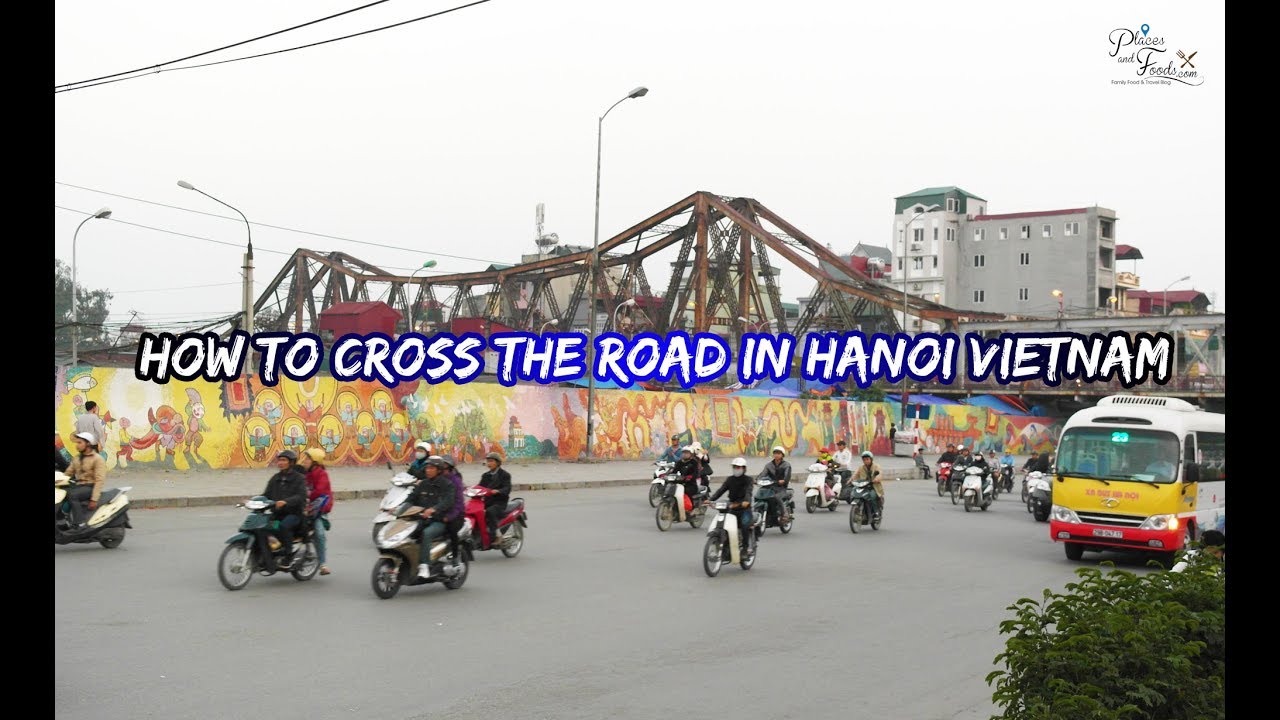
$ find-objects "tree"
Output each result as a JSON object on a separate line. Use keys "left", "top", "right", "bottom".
{"left": 987, "top": 552, "right": 1225, "bottom": 720}
{"left": 54, "top": 259, "right": 113, "bottom": 350}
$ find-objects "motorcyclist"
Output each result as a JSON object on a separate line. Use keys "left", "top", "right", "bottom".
{"left": 260, "top": 450, "right": 308, "bottom": 567}
{"left": 938, "top": 443, "right": 958, "bottom": 466}
{"left": 64, "top": 432, "right": 106, "bottom": 528}
{"left": 410, "top": 457, "right": 456, "bottom": 578}
{"left": 756, "top": 446, "right": 792, "bottom": 525}
{"left": 706, "top": 457, "right": 754, "bottom": 548}
{"left": 832, "top": 440, "right": 854, "bottom": 483}
{"left": 658, "top": 435, "right": 681, "bottom": 463}
{"left": 673, "top": 446, "right": 704, "bottom": 508}
{"left": 479, "top": 452, "right": 512, "bottom": 543}
{"left": 689, "top": 442, "right": 713, "bottom": 487}
{"left": 408, "top": 441, "right": 433, "bottom": 476}
{"left": 438, "top": 454, "right": 468, "bottom": 534}
{"left": 851, "top": 450, "right": 884, "bottom": 516}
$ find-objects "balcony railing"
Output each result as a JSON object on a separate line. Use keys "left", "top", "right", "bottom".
{"left": 1115, "top": 271, "right": 1141, "bottom": 288}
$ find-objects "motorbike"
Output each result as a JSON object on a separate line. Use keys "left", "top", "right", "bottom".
{"left": 649, "top": 461, "right": 673, "bottom": 507}
{"left": 935, "top": 462, "right": 953, "bottom": 498}
{"left": 371, "top": 505, "right": 474, "bottom": 599}
{"left": 752, "top": 476, "right": 794, "bottom": 536}
{"left": 655, "top": 474, "right": 709, "bottom": 531}
{"left": 1000, "top": 463, "right": 1015, "bottom": 493}
{"left": 702, "top": 500, "right": 757, "bottom": 577}
{"left": 1025, "top": 471, "right": 1052, "bottom": 522}
{"left": 373, "top": 468, "right": 420, "bottom": 544}
{"left": 960, "top": 466, "right": 993, "bottom": 512}
{"left": 217, "top": 495, "right": 325, "bottom": 590}
{"left": 847, "top": 477, "right": 881, "bottom": 533}
{"left": 463, "top": 485, "right": 528, "bottom": 557}
{"left": 803, "top": 462, "right": 842, "bottom": 513}
{"left": 54, "top": 471, "right": 133, "bottom": 549}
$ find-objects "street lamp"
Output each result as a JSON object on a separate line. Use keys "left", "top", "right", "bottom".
{"left": 1051, "top": 289, "right": 1064, "bottom": 318}
{"left": 406, "top": 260, "right": 438, "bottom": 333}
{"left": 613, "top": 298, "right": 637, "bottom": 331}
{"left": 1163, "top": 275, "right": 1191, "bottom": 316}
{"left": 70, "top": 207, "right": 112, "bottom": 366}
{"left": 1107, "top": 295, "right": 1118, "bottom": 317}
{"left": 539, "top": 318, "right": 560, "bottom": 334}
{"left": 177, "top": 180, "right": 255, "bottom": 334}
{"left": 586, "top": 85, "right": 648, "bottom": 461}
{"left": 900, "top": 204, "right": 940, "bottom": 332}
{"left": 737, "top": 315, "right": 771, "bottom": 333}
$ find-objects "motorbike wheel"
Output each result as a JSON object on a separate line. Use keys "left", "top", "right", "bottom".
{"left": 1021, "top": 484, "right": 1029, "bottom": 504}
{"left": 291, "top": 542, "right": 321, "bottom": 581}
{"left": 828, "top": 500, "right": 837, "bottom": 512}
{"left": 1033, "top": 506, "right": 1050, "bottom": 522}
{"left": 655, "top": 501, "right": 674, "bottom": 532}
{"left": 779, "top": 513, "right": 793, "bottom": 534}
{"left": 648, "top": 483, "right": 662, "bottom": 508}
{"left": 849, "top": 502, "right": 862, "bottom": 533}
{"left": 99, "top": 530, "right": 125, "bottom": 549}
{"left": 981, "top": 499, "right": 990, "bottom": 511}
{"left": 964, "top": 495, "right": 974, "bottom": 512}
{"left": 372, "top": 522, "right": 386, "bottom": 546}
{"left": 805, "top": 496, "right": 817, "bottom": 514}
{"left": 950, "top": 483, "right": 958, "bottom": 505}
{"left": 871, "top": 506, "right": 881, "bottom": 531}
{"left": 501, "top": 523, "right": 524, "bottom": 558}
{"left": 443, "top": 553, "right": 469, "bottom": 590}
{"left": 936, "top": 480, "right": 945, "bottom": 497}
{"left": 702, "top": 535, "right": 724, "bottom": 577}
{"left": 217, "top": 541, "right": 255, "bottom": 591}
{"left": 740, "top": 533, "right": 757, "bottom": 571}
{"left": 371, "top": 558, "right": 401, "bottom": 599}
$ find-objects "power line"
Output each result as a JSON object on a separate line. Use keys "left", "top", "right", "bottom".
{"left": 55, "top": 182, "right": 507, "bottom": 265}
{"left": 54, "top": 0, "right": 496, "bottom": 94}
{"left": 55, "top": 0, "right": 396, "bottom": 90}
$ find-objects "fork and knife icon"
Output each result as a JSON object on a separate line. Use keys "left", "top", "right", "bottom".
{"left": 1177, "top": 50, "right": 1197, "bottom": 68}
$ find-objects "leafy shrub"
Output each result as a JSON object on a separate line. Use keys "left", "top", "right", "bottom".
{"left": 987, "top": 553, "right": 1224, "bottom": 720}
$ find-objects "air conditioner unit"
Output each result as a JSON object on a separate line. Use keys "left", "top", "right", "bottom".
{"left": 912, "top": 283, "right": 923, "bottom": 291}
{"left": 909, "top": 243, "right": 922, "bottom": 252}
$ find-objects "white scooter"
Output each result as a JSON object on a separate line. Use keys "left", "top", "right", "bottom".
{"left": 702, "top": 499, "right": 757, "bottom": 577}
{"left": 372, "top": 470, "right": 420, "bottom": 544}
{"left": 649, "top": 461, "right": 673, "bottom": 507}
{"left": 960, "top": 465, "right": 993, "bottom": 512}
{"left": 803, "top": 462, "right": 842, "bottom": 513}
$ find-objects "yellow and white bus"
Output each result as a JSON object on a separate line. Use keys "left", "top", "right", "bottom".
{"left": 1049, "top": 395, "right": 1224, "bottom": 566}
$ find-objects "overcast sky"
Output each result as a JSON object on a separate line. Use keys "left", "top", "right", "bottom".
{"left": 54, "top": 0, "right": 1224, "bottom": 332}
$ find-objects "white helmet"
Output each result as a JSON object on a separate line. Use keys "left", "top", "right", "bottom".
{"left": 771, "top": 446, "right": 786, "bottom": 456}
{"left": 414, "top": 441, "right": 432, "bottom": 452}
{"left": 679, "top": 446, "right": 694, "bottom": 455}
{"left": 73, "top": 432, "right": 97, "bottom": 447}
{"left": 731, "top": 457, "right": 747, "bottom": 467}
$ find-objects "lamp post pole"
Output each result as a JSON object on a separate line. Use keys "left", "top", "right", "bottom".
{"left": 406, "top": 260, "right": 438, "bottom": 333}
{"left": 1163, "top": 275, "right": 1190, "bottom": 316}
{"left": 70, "top": 207, "right": 113, "bottom": 366}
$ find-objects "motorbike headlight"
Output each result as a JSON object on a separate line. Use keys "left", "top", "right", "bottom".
{"left": 1051, "top": 505, "right": 1080, "bottom": 524}
{"left": 1138, "top": 514, "right": 1179, "bottom": 531}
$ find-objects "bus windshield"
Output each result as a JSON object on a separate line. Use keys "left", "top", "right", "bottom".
{"left": 1056, "top": 427, "right": 1181, "bottom": 484}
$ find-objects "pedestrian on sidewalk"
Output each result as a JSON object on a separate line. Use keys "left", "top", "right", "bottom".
{"left": 300, "top": 448, "right": 335, "bottom": 576}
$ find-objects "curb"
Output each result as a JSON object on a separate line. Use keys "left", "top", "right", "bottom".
{"left": 132, "top": 469, "right": 925, "bottom": 509}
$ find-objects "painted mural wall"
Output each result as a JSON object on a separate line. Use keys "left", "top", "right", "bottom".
{"left": 55, "top": 366, "right": 1062, "bottom": 472}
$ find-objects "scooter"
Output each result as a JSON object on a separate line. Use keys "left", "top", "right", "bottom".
{"left": 649, "top": 461, "right": 673, "bottom": 507}
{"left": 371, "top": 506, "right": 474, "bottom": 599}
{"left": 935, "top": 462, "right": 953, "bottom": 498}
{"left": 372, "top": 469, "right": 420, "bottom": 544}
{"left": 847, "top": 477, "right": 882, "bottom": 533}
{"left": 463, "top": 485, "right": 528, "bottom": 557}
{"left": 54, "top": 471, "right": 133, "bottom": 549}
{"left": 960, "top": 466, "right": 993, "bottom": 512}
{"left": 1000, "top": 463, "right": 1015, "bottom": 493}
{"left": 752, "top": 476, "right": 794, "bottom": 536}
{"left": 1025, "top": 471, "right": 1051, "bottom": 522}
{"left": 803, "top": 462, "right": 842, "bottom": 513}
{"left": 656, "top": 474, "right": 709, "bottom": 531}
{"left": 217, "top": 495, "right": 325, "bottom": 590}
{"left": 702, "top": 500, "right": 757, "bottom": 577}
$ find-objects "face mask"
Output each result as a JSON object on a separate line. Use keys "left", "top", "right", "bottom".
{"left": 733, "top": 468, "right": 745, "bottom": 477}
{"left": 415, "top": 450, "right": 426, "bottom": 460}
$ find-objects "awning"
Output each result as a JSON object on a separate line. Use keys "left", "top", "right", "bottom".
{"left": 884, "top": 393, "right": 962, "bottom": 406}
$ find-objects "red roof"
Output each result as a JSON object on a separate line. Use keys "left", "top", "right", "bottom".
{"left": 1115, "top": 244, "right": 1143, "bottom": 260}
{"left": 1126, "top": 290, "right": 1206, "bottom": 303}
{"left": 972, "top": 208, "right": 1087, "bottom": 221}
{"left": 320, "top": 301, "right": 401, "bottom": 318}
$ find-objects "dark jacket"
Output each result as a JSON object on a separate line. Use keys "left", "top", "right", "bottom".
{"left": 757, "top": 459, "right": 792, "bottom": 485}
{"left": 410, "top": 471, "right": 455, "bottom": 519}
{"left": 674, "top": 456, "right": 703, "bottom": 482}
{"left": 444, "top": 470, "right": 466, "bottom": 522}
{"left": 263, "top": 467, "right": 308, "bottom": 515}
{"left": 710, "top": 473, "right": 753, "bottom": 504}
{"left": 938, "top": 451, "right": 958, "bottom": 465}
{"left": 479, "top": 467, "right": 512, "bottom": 507}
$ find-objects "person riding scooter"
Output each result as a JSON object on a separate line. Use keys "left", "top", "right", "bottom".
{"left": 832, "top": 440, "right": 854, "bottom": 483}
{"left": 408, "top": 441, "right": 433, "bottom": 476}
{"left": 757, "top": 446, "right": 792, "bottom": 525}
{"left": 938, "top": 443, "right": 958, "bottom": 466}
{"left": 479, "top": 452, "right": 512, "bottom": 543}
{"left": 706, "top": 457, "right": 754, "bottom": 547}
{"left": 658, "top": 435, "right": 681, "bottom": 463}
{"left": 411, "top": 457, "right": 457, "bottom": 578}
{"left": 851, "top": 451, "right": 884, "bottom": 516}
{"left": 261, "top": 450, "right": 308, "bottom": 567}
{"left": 673, "top": 446, "right": 704, "bottom": 508}
{"left": 64, "top": 431, "right": 106, "bottom": 528}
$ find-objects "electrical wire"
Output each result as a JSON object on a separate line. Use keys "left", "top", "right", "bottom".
{"left": 55, "top": 0, "right": 396, "bottom": 90}
{"left": 54, "top": 0, "right": 495, "bottom": 94}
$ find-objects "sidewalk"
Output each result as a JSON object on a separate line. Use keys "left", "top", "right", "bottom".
{"left": 112, "top": 456, "right": 933, "bottom": 509}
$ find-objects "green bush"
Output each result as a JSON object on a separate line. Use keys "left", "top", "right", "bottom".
{"left": 987, "top": 552, "right": 1224, "bottom": 720}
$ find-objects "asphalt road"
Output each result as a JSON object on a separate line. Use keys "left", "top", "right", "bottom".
{"left": 55, "top": 480, "right": 1159, "bottom": 720}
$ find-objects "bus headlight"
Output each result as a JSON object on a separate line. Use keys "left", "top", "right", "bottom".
{"left": 1051, "top": 505, "right": 1080, "bottom": 524}
{"left": 1139, "top": 514, "right": 1179, "bottom": 531}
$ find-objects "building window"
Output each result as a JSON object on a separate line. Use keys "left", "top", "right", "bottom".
{"left": 973, "top": 290, "right": 985, "bottom": 304}
{"left": 933, "top": 227, "right": 939, "bottom": 241}
{"left": 1100, "top": 219, "right": 1114, "bottom": 239}
{"left": 946, "top": 228, "right": 956, "bottom": 242}
{"left": 999, "top": 227, "right": 1008, "bottom": 240}
{"left": 1020, "top": 224, "right": 1031, "bottom": 239}
{"left": 1019, "top": 252, "right": 1030, "bottom": 266}
{"left": 973, "top": 228, "right": 986, "bottom": 241}
{"left": 973, "top": 254, "right": 986, "bottom": 268}
{"left": 912, "top": 257, "right": 924, "bottom": 270}
{"left": 1018, "top": 288, "right": 1029, "bottom": 302}
{"left": 1064, "top": 221, "right": 1080, "bottom": 236}
{"left": 946, "top": 198, "right": 959, "bottom": 212}
{"left": 897, "top": 258, "right": 902, "bottom": 271}
{"left": 913, "top": 228, "right": 924, "bottom": 243}
{"left": 932, "top": 255, "right": 938, "bottom": 268}
{"left": 1042, "top": 224, "right": 1052, "bottom": 238}
{"left": 1100, "top": 247, "right": 1114, "bottom": 269}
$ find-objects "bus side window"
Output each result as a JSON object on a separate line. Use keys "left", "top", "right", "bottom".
{"left": 1185, "top": 435, "right": 1196, "bottom": 467}
{"left": 1197, "top": 431, "right": 1226, "bottom": 482}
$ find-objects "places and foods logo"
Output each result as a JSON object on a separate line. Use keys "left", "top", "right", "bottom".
{"left": 1108, "top": 24, "right": 1203, "bottom": 86}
